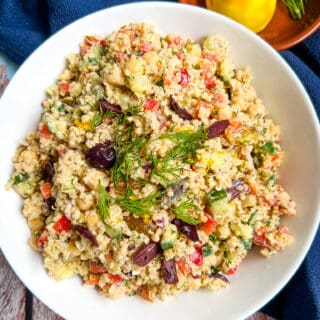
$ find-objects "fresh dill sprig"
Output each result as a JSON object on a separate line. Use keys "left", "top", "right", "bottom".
{"left": 112, "top": 126, "right": 149, "bottom": 194}
{"left": 150, "top": 153, "right": 181, "bottom": 187}
{"left": 116, "top": 191, "right": 163, "bottom": 217}
{"left": 91, "top": 107, "right": 123, "bottom": 130}
{"left": 159, "top": 125, "right": 208, "bottom": 162}
{"left": 126, "top": 105, "right": 143, "bottom": 116}
{"left": 97, "top": 181, "right": 112, "bottom": 224}
{"left": 282, "top": 0, "right": 307, "bottom": 19}
{"left": 172, "top": 197, "right": 201, "bottom": 225}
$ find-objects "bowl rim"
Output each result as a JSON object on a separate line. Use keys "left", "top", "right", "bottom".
{"left": 275, "top": 16, "right": 320, "bottom": 50}
{"left": 0, "top": 2, "right": 319, "bottom": 320}
{"left": 178, "top": 0, "right": 320, "bottom": 50}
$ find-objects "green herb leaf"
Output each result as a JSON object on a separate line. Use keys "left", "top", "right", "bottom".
{"left": 156, "top": 79, "right": 164, "bottom": 89}
{"left": 159, "top": 126, "right": 207, "bottom": 162}
{"left": 116, "top": 191, "right": 163, "bottom": 217}
{"left": 282, "top": 0, "right": 307, "bottom": 19}
{"left": 202, "top": 245, "right": 213, "bottom": 257}
{"left": 267, "top": 174, "right": 276, "bottom": 187}
{"left": 88, "top": 57, "right": 99, "bottom": 65}
{"left": 98, "top": 181, "right": 111, "bottom": 224}
{"left": 241, "top": 238, "right": 252, "bottom": 251}
{"left": 261, "top": 141, "right": 276, "bottom": 155}
{"left": 208, "top": 234, "right": 218, "bottom": 244}
{"left": 209, "top": 189, "right": 227, "bottom": 202}
{"left": 13, "top": 173, "right": 29, "bottom": 185}
{"left": 248, "top": 211, "right": 258, "bottom": 225}
{"left": 210, "top": 266, "right": 221, "bottom": 274}
{"left": 172, "top": 198, "right": 201, "bottom": 225}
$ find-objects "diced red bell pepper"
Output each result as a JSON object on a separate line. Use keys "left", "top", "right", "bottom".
{"left": 224, "top": 266, "right": 238, "bottom": 275}
{"left": 89, "top": 263, "right": 107, "bottom": 274}
{"left": 40, "top": 182, "right": 52, "bottom": 199}
{"left": 178, "top": 69, "right": 190, "bottom": 87}
{"left": 176, "top": 52, "right": 185, "bottom": 61}
{"left": 59, "top": 82, "right": 70, "bottom": 95}
{"left": 176, "top": 258, "right": 191, "bottom": 276}
{"left": 253, "top": 226, "right": 271, "bottom": 249}
{"left": 108, "top": 274, "right": 123, "bottom": 283}
{"left": 53, "top": 214, "right": 72, "bottom": 234}
{"left": 38, "top": 124, "right": 51, "bottom": 139}
{"left": 85, "top": 277, "right": 100, "bottom": 285}
{"left": 85, "top": 37, "right": 106, "bottom": 47}
{"left": 201, "top": 52, "right": 217, "bottom": 62}
{"left": 144, "top": 99, "right": 159, "bottom": 111}
{"left": 168, "top": 35, "right": 182, "bottom": 46}
{"left": 214, "top": 92, "right": 225, "bottom": 104}
{"left": 117, "top": 51, "right": 125, "bottom": 62}
{"left": 163, "top": 75, "right": 171, "bottom": 86}
{"left": 201, "top": 212, "right": 218, "bottom": 235}
{"left": 278, "top": 225, "right": 288, "bottom": 234}
{"left": 205, "top": 77, "right": 216, "bottom": 89}
{"left": 189, "top": 246, "right": 203, "bottom": 266}
{"left": 140, "top": 42, "right": 153, "bottom": 53}
{"left": 37, "top": 230, "right": 48, "bottom": 250}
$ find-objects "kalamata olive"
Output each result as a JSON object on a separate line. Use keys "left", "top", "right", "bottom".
{"left": 208, "top": 120, "right": 230, "bottom": 138}
{"left": 73, "top": 225, "right": 99, "bottom": 247}
{"left": 170, "top": 96, "right": 193, "bottom": 120}
{"left": 44, "top": 197, "right": 56, "bottom": 211}
{"left": 42, "top": 160, "right": 55, "bottom": 181}
{"left": 162, "top": 259, "right": 178, "bottom": 284}
{"left": 133, "top": 242, "right": 160, "bottom": 266}
{"left": 172, "top": 218, "right": 199, "bottom": 242}
{"left": 209, "top": 272, "right": 230, "bottom": 283}
{"left": 85, "top": 142, "right": 116, "bottom": 170}
{"left": 99, "top": 99, "right": 122, "bottom": 114}
{"left": 227, "top": 180, "right": 244, "bottom": 202}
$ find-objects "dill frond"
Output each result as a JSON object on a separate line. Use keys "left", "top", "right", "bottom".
{"left": 172, "top": 197, "right": 201, "bottom": 225}
{"left": 116, "top": 191, "right": 163, "bottom": 216}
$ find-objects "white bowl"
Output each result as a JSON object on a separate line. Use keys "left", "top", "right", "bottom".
{"left": 0, "top": 2, "right": 319, "bottom": 320}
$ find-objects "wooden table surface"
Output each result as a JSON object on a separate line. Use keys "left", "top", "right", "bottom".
{"left": 0, "top": 64, "right": 273, "bottom": 320}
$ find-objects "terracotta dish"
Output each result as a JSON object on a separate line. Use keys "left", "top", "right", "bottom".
{"left": 179, "top": 0, "right": 320, "bottom": 50}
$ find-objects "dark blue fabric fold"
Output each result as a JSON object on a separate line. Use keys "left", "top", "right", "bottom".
{"left": 0, "top": 1, "right": 319, "bottom": 319}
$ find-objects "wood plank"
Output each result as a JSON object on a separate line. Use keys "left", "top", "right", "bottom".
{"left": 32, "top": 296, "right": 64, "bottom": 320}
{"left": 0, "top": 64, "right": 9, "bottom": 96}
{"left": 0, "top": 251, "right": 26, "bottom": 320}
{"left": 248, "top": 311, "right": 275, "bottom": 320}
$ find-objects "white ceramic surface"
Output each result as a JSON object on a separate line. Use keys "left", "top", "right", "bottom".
{"left": 0, "top": 2, "right": 319, "bottom": 320}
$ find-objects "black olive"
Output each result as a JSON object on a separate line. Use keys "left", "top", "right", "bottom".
{"left": 85, "top": 142, "right": 116, "bottom": 170}
{"left": 42, "top": 160, "right": 55, "bottom": 181}
{"left": 162, "top": 259, "right": 178, "bottom": 284}
{"left": 208, "top": 120, "right": 230, "bottom": 138}
{"left": 44, "top": 197, "right": 56, "bottom": 211}
{"left": 99, "top": 99, "right": 122, "bottom": 114}
{"left": 133, "top": 242, "right": 160, "bottom": 266}
{"left": 172, "top": 218, "right": 199, "bottom": 242}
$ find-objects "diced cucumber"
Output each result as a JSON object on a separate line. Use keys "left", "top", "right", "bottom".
{"left": 89, "top": 44, "right": 103, "bottom": 58}
{"left": 104, "top": 224, "right": 122, "bottom": 240}
{"left": 161, "top": 241, "right": 173, "bottom": 250}
{"left": 160, "top": 224, "right": 177, "bottom": 250}
{"left": 13, "top": 180, "right": 34, "bottom": 198}
{"left": 208, "top": 197, "right": 233, "bottom": 219}
{"left": 202, "top": 245, "right": 213, "bottom": 257}
{"left": 13, "top": 172, "right": 29, "bottom": 185}
{"left": 209, "top": 189, "right": 227, "bottom": 202}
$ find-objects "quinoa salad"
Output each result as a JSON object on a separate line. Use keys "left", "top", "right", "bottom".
{"left": 7, "top": 23, "right": 295, "bottom": 301}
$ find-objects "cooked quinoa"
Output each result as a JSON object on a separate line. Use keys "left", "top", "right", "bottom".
{"left": 8, "top": 23, "right": 295, "bottom": 301}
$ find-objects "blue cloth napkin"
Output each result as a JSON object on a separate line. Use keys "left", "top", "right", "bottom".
{"left": 0, "top": 1, "right": 319, "bottom": 319}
